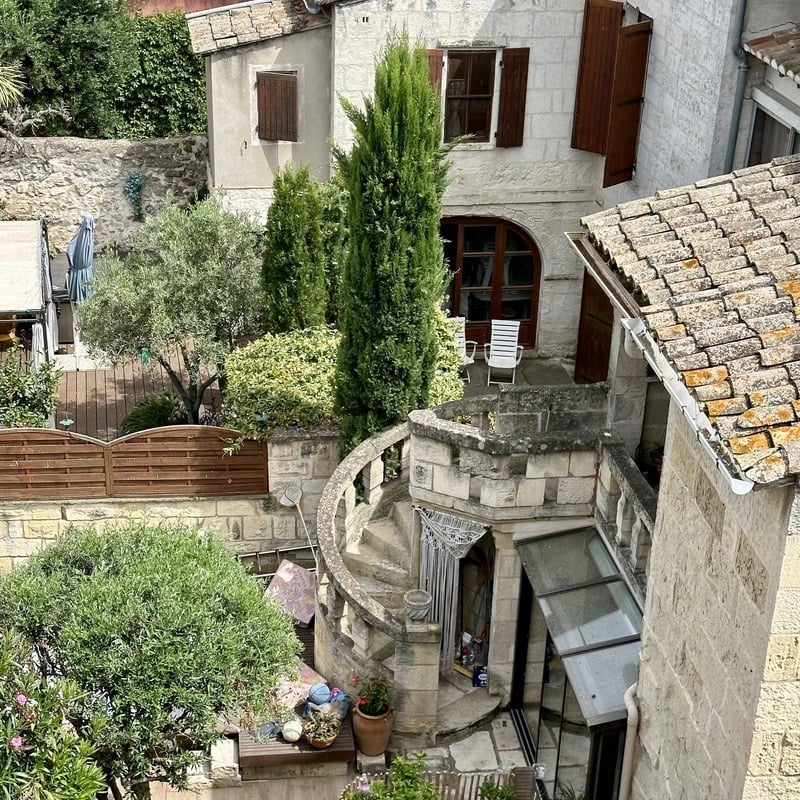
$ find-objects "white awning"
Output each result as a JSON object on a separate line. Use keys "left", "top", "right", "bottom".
{"left": 0, "top": 220, "right": 46, "bottom": 314}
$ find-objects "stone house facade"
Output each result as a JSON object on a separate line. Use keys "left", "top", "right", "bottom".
{"left": 186, "top": 0, "right": 800, "bottom": 360}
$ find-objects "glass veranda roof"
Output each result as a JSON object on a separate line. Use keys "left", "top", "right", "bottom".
{"left": 517, "top": 527, "right": 642, "bottom": 727}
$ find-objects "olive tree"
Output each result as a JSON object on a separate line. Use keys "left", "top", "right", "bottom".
{"left": 333, "top": 33, "right": 450, "bottom": 454}
{"left": 0, "top": 521, "right": 301, "bottom": 800}
{"left": 77, "top": 197, "right": 265, "bottom": 423}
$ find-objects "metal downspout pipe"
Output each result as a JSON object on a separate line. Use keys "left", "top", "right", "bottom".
{"left": 724, "top": 0, "right": 749, "bottom": 172}
{"left": 619, "top": 682, "right": 640, "bottom": 800}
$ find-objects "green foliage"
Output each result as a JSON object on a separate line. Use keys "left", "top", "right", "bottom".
{"left": 119, "top": 392, "right": 187, "bottom": 435}
{"left": 351, "top": 673, "right": 391, "bottom": 716}
{"left": 262, "top": 165, "right": 327, "bottom": 333}
{"left": 76, "top": 197, "right": 265, "bottom": 423}
{"left": 429, "top": 311, "right": 465, "bottom": 407}
{"left": 333, "top": 33, "right": 450, "bottom": 456}
{"left": 344, "top": 755, "right": 439, "bottom": 800}
{"left": 223, "top": 326, "right": 339, "bottom": 438}
{"left": 0, "top": 521, "right": 301, "bottom": 799}
{"left": 0, "top": 630, "right": 106, "bottom": 800}
{"left": 479, "top": 778, "right": 515, "bottom": 800}
{"left": 113, "top": 11, "right": 206, "bottom": 138}
{"left": 319, "top": 174, "right": 349, "bottom": 326}
{"left": 0, "top": 0, "right": 138, "bottom": 137}
{"left": 124, "top": 170, "right": 144, "bottom": 221}
{"left": 0, "top": 357, "right": 59, "bottom": 428}
{"left": 0, "top": 62, "right": 23, "bottom": 110}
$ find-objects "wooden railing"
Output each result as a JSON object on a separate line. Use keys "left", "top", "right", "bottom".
{"left": 0, "top": 425, "right": 267, "bottom": 500}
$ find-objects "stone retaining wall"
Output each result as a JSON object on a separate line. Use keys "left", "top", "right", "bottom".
{"left": 0, "top": 135, "right": 207, "bottom": 253}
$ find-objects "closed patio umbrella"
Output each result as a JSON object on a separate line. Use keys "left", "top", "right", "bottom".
{"left": 66, "top": 215, "right": 95, "bottom": 302}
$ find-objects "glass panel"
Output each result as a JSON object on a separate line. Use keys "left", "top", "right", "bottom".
{"left": 447, "top": 54, "right": 468, "bottom": 85}
{"left": 462, "top": 256, "right": 493, "bottom": 288}
{"left": 506, "top": 229, "right": 530, "bottom": 252}
{"left": 468, "top": 52, "right": 495, "bottom": 94}
{"left": 537, "top": 636, "right": 563, "bottom": 800}
{"left": 505, "top": 254, "right": 534, "bottom": 286}
{"left": 466, "top": 99, "right": 491, "bottom": 140}
{"left": 462, "top": 289, "right": 491, "bottom": 320}
{"left": 463, "top": 226, "right": 496, "bottom": 253}
{"left": 556, "top": 679, "right": 590, "bottom": 800}
{"left": 518, "top": 528, "right": 619, "bottom": 594}
{"left": 540, "top": 581, "right": 642, "bottom": 654}
{"left": 749, "top": 108, "right": 791, "bottom": 165}
{"left": 561, "top": 641, "right": 641, "bottom": 727}
{"left": 444, "top": 100, "right": 465, "bottom": 140}
{"left": 499, "top": 291, "right": 530, "bottom": 320}
{"left": 793, "top": 131, "right": 800, "bottom": 155}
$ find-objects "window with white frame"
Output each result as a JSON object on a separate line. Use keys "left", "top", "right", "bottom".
{"left": 747, "top": 86, "right": 800, "bottom": 166}
{"left": 428, "top": 47, "right": 529, "bottom": 148}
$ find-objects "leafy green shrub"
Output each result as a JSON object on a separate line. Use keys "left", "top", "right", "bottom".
{"left": 344, "top": 755, "right": 439, "bottom": 800}
{"left": 429, "top": 310, "right": 465, "bottom": 407}
{"left": 0, "top": 358, "right": 59, "bottom": 428}
{"left": 0, "top": 0, "right": 138, "bottom": 137}
{"left": 1, "top": 630, "right": 105, "bottom": 799}
{"left": 0, "top": 520, "right": 301, "bottom": 799}
{"left": 223, "top": 326, "right": 340, "bottom": 438}
{"left": 119, "top": 392, "right": 188, "bottom": 435}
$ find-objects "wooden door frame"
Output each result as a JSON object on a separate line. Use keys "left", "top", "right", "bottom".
{"left": 442, "top": 216, "right": 542, "bottom": 347}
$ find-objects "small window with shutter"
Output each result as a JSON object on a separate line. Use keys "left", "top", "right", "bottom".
{"left": 256, "top": 71, "right": 298, "bottom": 142}
{"left": 428, "top": 48, "right": 529, "bottom": 148}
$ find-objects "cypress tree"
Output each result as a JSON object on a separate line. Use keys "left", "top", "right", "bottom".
{"left": 333, "top": 33, "right": 450, "bottom": 454}
{"left": 262, "top": 164, "right": 327, "bottom": 332}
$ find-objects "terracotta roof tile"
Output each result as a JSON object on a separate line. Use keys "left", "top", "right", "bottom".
{"left": 581, "top": 154, "right": 800, "bottom": 482}
{"left": 739, "top": 404, "right": 796, "bottom": 428}
{"left": 693, "top": 381, "right": 733, "bottom": 401}
{"left": 704, "top": 396, "right": 749, "bottom": 416}
{"left": 726, "top": 355, "right": 762, "bottom": 376}
{"left": 751, "top": 385, "right": 799, "bottom": 406}
{"left": 672, "top": 352, "right": 711, "bottom": 372}
{"left": 743, "top": 27, "right": 800, "bottom": 86}
{"left": 706, "top": 337, "right": 762, "bottom": 365}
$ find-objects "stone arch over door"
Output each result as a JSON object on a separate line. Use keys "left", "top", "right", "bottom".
{"left": 442, "top": 217, "right": 542, "bottom": 346}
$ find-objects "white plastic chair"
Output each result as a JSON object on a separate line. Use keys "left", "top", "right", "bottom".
{"left": 453, "top": 316, "right": 478, "bottom": 382}
{"left": 484, "top": 319, "right": 523, "bottom": 385}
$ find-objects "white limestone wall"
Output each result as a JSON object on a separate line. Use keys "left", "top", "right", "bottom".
{"left": 207, "top": 26, "right": 332, "bottom": 222}
{"left": 331, "top": 0, "right": 600, "bottom": 357}
{"left": 743, "top": 487, "right": 800, "bottom": 800}
{"left": 632, "top": 407, "right": 795, "bottom": 800}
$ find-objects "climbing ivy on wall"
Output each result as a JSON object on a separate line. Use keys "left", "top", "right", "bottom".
{"left": 114, "top": 12, "right": 206, "bottom": 138}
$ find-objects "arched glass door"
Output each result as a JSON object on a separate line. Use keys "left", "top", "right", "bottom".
{"left": 442, "top": 217, "right": 541, "bottom": 346}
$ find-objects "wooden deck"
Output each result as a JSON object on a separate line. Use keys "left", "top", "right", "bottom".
{"left": 54, "top": 351, "right": 220, "bottom": 441}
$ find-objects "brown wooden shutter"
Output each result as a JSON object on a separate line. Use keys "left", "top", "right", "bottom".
{"left": 427, "top": 49, "right": 444, "bottom": 94}
{"left": 571, "top": 0, "right": 623, "bottom": 153}
{"left": 496, "top": 48, "right": 529, "bottom": 148}
{"left": 257, "top": 71, "right": 298, "bottom": 142}
{"left": 603, "top": 18, "right": 652, "bottom": 186}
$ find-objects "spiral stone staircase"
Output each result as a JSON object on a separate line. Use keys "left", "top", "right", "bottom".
{"left": 339, "top": 497, "right": 502, "bottom": 744}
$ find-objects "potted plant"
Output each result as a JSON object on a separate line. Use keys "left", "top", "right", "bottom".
{"left": 302, "top": 708, "right": 342, "bottom": 749}
{"left": 351, "top": 673, "right": 394, "bottom": 756}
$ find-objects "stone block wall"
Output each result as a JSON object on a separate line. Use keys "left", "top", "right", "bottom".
{"left": 0, "top": 136, "right": 207, "bottom": 253}
{"left": 631, "top": 408, "right": 796, "bottom": 800}
{"left": 0, "top": 431, "right": 339, "bottom": 574}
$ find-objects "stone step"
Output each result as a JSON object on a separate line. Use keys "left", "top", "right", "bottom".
{"left": 343, "top": 541, "right": 413, "bottom": 585}
{"left": 435, "top": 671, "right": 503, "bottom": 742}
{"left": 362, "top": 517, "right": 411, "bottom": 565}
{"left": 391, "top": 499, "right": 415, "bottom": 546}
{"left": 352, "top": 574, "right": 407, "bottom": 610}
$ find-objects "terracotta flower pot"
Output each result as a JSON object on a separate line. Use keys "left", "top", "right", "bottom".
{"left": 352, "top": 705, "right": 394, "bottom": 756}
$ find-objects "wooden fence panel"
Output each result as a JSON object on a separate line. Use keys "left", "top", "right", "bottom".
{"left": 0, "top": 426, "right": 268, "bottom": 500}
{"left": 109, "top": 426, "right": 268, "bottom": 497}
{"left": 0, "top": 429, "right": 107, "bottom": 499}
